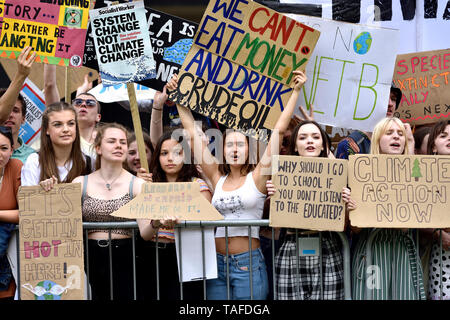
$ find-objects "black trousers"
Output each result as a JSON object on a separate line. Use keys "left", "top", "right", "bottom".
{"left": 135, "top": 236, "right": 204, "bottom": 300}
{"left": 86, "top": 238, "right": 134, "bottom": 300}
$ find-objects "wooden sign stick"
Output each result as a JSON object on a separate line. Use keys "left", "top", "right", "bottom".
{"left": 65, "top": 66, "right": 70, "bottom": 103}
{"left": 127, "top": 82, "right": 149, "bottom": 172}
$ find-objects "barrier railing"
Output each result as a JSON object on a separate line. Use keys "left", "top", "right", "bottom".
{"left": 13, "top": 220, "right": 349, "bottom": 300}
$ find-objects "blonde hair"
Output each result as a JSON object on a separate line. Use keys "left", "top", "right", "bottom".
{"left": 370, "top": 117, "right": 410, "bottom": 155}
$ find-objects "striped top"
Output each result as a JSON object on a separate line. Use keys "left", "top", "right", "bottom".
{"left": 153, "top": 177, "right": 210, "bottom": 241}
{"left": 351, "top": 228, "right": 426, "bottom": 300}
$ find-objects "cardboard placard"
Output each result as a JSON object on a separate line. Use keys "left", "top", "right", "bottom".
{"left": 393, "top": 49, "right": 450, "bottom": 125}
{"left": 18, "top": 183, "right": 85, "bottom": 300}
{"left": 168, "top": 0, "right": 320, "bottom": 141}
{"left": 83, "top": 5, "right": 198, "bottom": 92}
{"left": 269, "top": 155, "right": 348, "bottom": 231}
{"left": 111, "top": 182, "right": 224, "bottom": 221}
{"left": 89, "top": 1, "right": 156, "bottom": 86}
{"left": 349, "top": 154, "right": 450, "bottom": 228}
{"left": 0, "top": 0, "right": 90, "bottom": 67}
{"left": 287, "top": 14, "right": 399, "bottom": 132}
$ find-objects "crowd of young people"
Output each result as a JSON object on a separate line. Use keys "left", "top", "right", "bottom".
{"left": 0, "top": 46, "right": 449, "bottom": 301}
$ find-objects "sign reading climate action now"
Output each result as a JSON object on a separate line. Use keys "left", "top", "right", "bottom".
{"left": 89, "top": 1, "right": 156, "bottom": 86}
{"left": 270, "top": 155, "right": 348, "bottom": 231}
{"left": 169, "top": 0, "right": 320, "bottom": 142}
{"left": 0, "top": 0, "right": 90, "bottom": 67}
{"left": 349, "top": 154, "right": 450, "bottom": 228}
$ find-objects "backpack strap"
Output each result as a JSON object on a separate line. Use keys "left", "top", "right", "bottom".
{"left": 84, "top": 155, "right": 92, "bottom": 175}
{"left": 81, "top": 175, "right": 88, "bottom": 204}
{"left": 129, "top": 175, "right": 136, "bottom": 198}
{"left": 349, "top": 130, "right": 371, "bottom": 154}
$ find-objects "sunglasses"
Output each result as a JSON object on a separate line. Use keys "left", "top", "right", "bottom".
{"left": 0, "top": 126, "right": 12, "bottom": 134}
{"left": 72, "top": 98, "right": 97, "bottom": 107}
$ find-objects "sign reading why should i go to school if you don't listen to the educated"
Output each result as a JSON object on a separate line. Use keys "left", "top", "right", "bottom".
{"left": 168, "top": 0, "right": 320, "bottom": 142}
{"left": 18, "top": 183, "right": 85, "bottom": 300}
{"left": 393, "top": 48, "right": 450, "bottom": 125}
{"left": 287, "top": 14, "right": 399, "bottom": 132}
{"left": 89, "top": 1, "right": 156, "bottom": 86}
{"left": 349, "top": 154, "right": 450, "bottom": 229}
{"left": 270, "top": 155, "right": 348, "bottom": 232}
{"left": 0, "top": 0, "right": 90, "bottom": 67}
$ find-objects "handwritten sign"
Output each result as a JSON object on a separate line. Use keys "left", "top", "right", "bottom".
{"left": 168, "top": 0, "right": 320, "bottom": 141}
{"left": 89, "top": 1, "right": 156, "bottom": 86}
{"left": 18, "top": 183, "right": 85, "bottom": 300}
{"left": 270, "top": 155, "right": 348, "bottom": 231}
{"left": 0, "top": 0, "right": 90, "bottom": 67}
{"left": 111, "top": 182, "right": 223, "bottom": 221}
{"left": 84, "top": 5, "right": 198, "bottom": 92}
{"left": 286, "top": 14, "right": 399, "bottom": 132}
{"left": 349, "top": 154, "right": 450, "bottom": 228}
{"left": 393, "top": 49, "right": 450, "bottom": 125}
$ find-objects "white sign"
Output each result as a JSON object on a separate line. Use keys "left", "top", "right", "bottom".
{"left": 281, "top": 0, "right": 450, "bottom": 54}
{"left": 289, "top": 14, "right": 399, "bottom": 131}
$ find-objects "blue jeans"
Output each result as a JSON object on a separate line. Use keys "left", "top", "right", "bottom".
{"left": 207, "top": 248, "right": 269, "bottom": 300}
{"left": 0, "top": 223, "right": 14, "bottom": 290}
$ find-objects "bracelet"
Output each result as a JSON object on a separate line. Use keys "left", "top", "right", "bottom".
{"left": 151, "top": 220, "right": 161, "bottom": 229}
{"left": 153, "top": 107, "right": 163, "bottom": 111}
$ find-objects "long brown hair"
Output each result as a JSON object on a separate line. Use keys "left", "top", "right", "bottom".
{"left": 93, "top": 122, "right": 128, "bottom": 170}
{"left": 150, "top": 130, "right": 200, "bottom": 182}
{"left": 39, "top": 102, "right": 86, "bottom": 182}
{"left": 427, "top": 120, "right": 450, "bottom": 155}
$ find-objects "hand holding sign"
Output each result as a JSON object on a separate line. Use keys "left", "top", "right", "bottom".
{"left": 17, "top": 46, "right": 36, "bottom": 78}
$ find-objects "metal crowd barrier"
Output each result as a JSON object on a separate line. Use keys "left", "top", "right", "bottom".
{"left": 13, "top": 220, "right": 350, "bottom": 300}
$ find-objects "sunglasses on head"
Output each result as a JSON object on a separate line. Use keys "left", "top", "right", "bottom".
{"left": 0, "top": 126, "right": 12, "bottom": 134}
{"left": 72, "top": 98, "right": 97, "bottom": 107}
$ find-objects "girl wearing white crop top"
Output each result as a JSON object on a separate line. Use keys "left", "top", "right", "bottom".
{"left": 168, "top": 70, "right": 308, "bottom": 300}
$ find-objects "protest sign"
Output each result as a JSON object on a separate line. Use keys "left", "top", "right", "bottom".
{"left": 349, "top": 154, "right": 450, "bottom": 228}
{"left": 286, "top": 14, "right": 399, "bottom": 132}
{"left": 168, "top": 0, "right": 320, "bottom": 142}
{"left": 83, "top": 5, "right": 198, "bottom": 91}
{"left": 88, "top": 82, "right": 155, "bottom": 103}
{"left": 18, "top": 183, "right": 85, "bottom": 300}
{"left": 112, "top": 182, "right": 224, "bottom": 221}
{"left": 269, "top": 155, "right": 348, "bottom": 231}
{"left": 393, "top": 49, "right": 450, "bottom": 125}
{"left": 0, "top": 0, "right": 90, "bottom": 67}
{"left": 280, "top": 0, "right": 450, "bottom": 54}
{"left": 89, "top": 1, "right": 156, "bottom": 86}
{"left": 19, "top": 78, "right": 45, "bottom": 145}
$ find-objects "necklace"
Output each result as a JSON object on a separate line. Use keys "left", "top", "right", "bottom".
{"left": 99, "top": 170, "right": 122, "bottom": 191}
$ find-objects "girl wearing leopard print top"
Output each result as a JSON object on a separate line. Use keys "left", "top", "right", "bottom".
{"left": 72, "top": 123, "right": 175, "bottom": 300}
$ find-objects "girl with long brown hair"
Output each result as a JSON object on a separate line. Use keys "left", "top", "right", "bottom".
{"left": 167, "top": 70, "right": 307, "bottom": 300}
{"left": 21, "top": 102, "right": 92, "bottom": 188}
